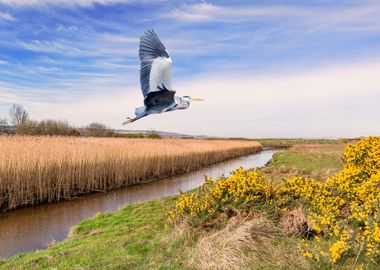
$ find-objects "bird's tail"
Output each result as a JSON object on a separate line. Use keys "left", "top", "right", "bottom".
{"left": 135, "top": 106, "right": 146, "bottom": 116}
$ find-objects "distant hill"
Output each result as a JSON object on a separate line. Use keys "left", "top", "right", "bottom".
{"left": 114, "top": 129, "right": 209, "bottom": 139}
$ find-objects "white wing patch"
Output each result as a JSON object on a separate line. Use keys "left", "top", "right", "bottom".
{"left": 149, "top": 56, "right": 172, "bottom": 93}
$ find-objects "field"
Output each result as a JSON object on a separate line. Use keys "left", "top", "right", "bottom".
{"left": 262, "top": 144, "right": 345, "bottom": 181}
{"left": 5, "top": 139, "right": 372, "bottom": 270}
{"left": 253, "top": 138, "right": 349, "bottom": 148}
{"left": 0, "top": 136, "right": 261, "bottom": 212}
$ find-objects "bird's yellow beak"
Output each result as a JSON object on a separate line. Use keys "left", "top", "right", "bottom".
{"left": 191, "top": 98, "right": 205, "bottom": 101}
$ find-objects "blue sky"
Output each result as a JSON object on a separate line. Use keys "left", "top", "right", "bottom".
{"left": 0, "top": 0, "right": 380, "bottom": 137}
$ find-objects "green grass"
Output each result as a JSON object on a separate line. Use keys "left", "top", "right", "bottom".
{"left": 0, "top": 143, "right": 348, "bottom": 269}
{"left": 0, "top": 198, "right": 190, "bottom": 270}
{"left": 261, "top": 144, "right": 345, "bottom": 182}
{"left": 254, "top": 138, "right": 341, "bottom": 148}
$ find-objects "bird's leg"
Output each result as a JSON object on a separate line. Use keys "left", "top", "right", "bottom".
{"left": 122, "top": 117, "right": 135, "bottom": 125}
{"left": 122, "top": 113, "right": 148, "bottom": 125}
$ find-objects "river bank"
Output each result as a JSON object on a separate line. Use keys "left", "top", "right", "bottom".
{"left": 0, "top": 143, "right": 347, "bottom": 269}
{"left": 0, "top": 150, "right": 275, "bottom": 258}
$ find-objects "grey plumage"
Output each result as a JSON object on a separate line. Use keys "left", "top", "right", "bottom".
{"left": 139, "top": 29, "right": 170, "bottom": 98}
{"left": 123, "top": 29, "right": 203, "bottom": 125}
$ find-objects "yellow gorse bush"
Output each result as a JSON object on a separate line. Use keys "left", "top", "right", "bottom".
{"left": 167, "top": 169, "right": 274, "bottom": 225}
{"left": 168, "top": 136, "right": 380, "bottom": 265}
{"left": 282, "top": 137, "right": 380, "bottom": 262}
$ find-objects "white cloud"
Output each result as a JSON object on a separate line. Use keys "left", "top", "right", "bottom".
{"left": 166, "top": 3, "right": 314, "bottom": 22}
{"left": 0, "top": 0, "right": 164, "bottom": 7}
{"left": 17, "top": 40, "right": 85, "bottom": 55}
{"left": 99, "top": 33, "right": 138, "bottom": 43}
{"left": 0, "top": 60, "right": 8, "bottom": 64}
{"left": 0, "top": 11, "right": 15, "bottom": 21}
{"left": 15, "top": 37, "right": 136, "bottom": 57}
{"left": 0, "top": 0, "right": 131, "bottom": 7}
{"left": 166, "top": 2, "right": 380, "bottom": 33}
{"left": 2, "top": 60, "right": 379, "bottom": 138}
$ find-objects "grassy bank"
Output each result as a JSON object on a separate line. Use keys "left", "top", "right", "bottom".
{"left": 262, "top": 144, "right": 345, "bottom": 181}
{"left": 254, "top": 138, "right": 344, "bottom": 148}
{"left": 0, "top": 136, "right": 261, "bottom": 211}
{"left": 1, "top": 142, "right": 350, "bottom": 269}
{"left": 0, "top": 198, "right": 184, "bottom": 269}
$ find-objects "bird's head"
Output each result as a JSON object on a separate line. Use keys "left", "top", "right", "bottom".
{"left": 181, "top": 96, "right": 205, "bottom": 103}
{"left": 175, "top": 96, "right": 205, "bottom": 110}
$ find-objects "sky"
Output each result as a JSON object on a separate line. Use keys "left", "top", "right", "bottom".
{"left": 0, "top": 0, "right": 379, "bottom": 138}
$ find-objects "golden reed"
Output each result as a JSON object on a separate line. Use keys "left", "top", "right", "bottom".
{"left": 0, "top": 136, "right": 261, "bottom": 211}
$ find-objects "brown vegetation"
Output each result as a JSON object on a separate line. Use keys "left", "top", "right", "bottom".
{"left": 16, "top": 119, "right": 74, "bottom": 136}
{"left": 0, "top": 136, "right": 261, "bottom": 211}
{"left": 82, "top": 122, "right": 113, "bottom": 137}
{"left": 188, "top": 212, "right": 307, "bottom": 270}
{"left": 278, "top": 207, "right": 310, "bottom": 237}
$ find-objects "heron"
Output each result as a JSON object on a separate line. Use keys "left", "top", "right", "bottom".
{"left": 123, "top": 29, "right": 204, "bottom": 125}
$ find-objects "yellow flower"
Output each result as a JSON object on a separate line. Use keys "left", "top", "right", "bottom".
{"left": 329, "top": 240, "right": 348, "bottom": 263}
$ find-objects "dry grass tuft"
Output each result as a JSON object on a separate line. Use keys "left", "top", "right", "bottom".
{"left": 279, "top": 207, "right": 311, "bottom": 237}
{"left": 0, "top": 136, "right": 261, "bottom": 211}
{"left": 189, "top": 213, "right": 278, "bottom": 270}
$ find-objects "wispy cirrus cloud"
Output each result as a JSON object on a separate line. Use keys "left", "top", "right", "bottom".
{"left": 0, "top": 0, "right": 131, "bottom": 7}
{"left": 166, "top": 2, "right": 380, "bottom": 33}
{"left": 0, "top": 0, "right": 380, "bottom": 137}
{"left": 0, "top": 0, "right": 166, "bottom": 8}
{"left": 0, "top": 11, "right": 15, "bottom": 21}
{"left": 166, "top": 3, "right": 315, "bottom": 22}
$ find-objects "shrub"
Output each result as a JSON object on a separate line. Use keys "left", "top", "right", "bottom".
{"left": 16, "top": 119, "right": 73, "bottom": 136}
{"left": 83, "top": 122, "right": 113, "bottom": 137}
{"left": 146, "top": 133, "right": 161, "bottom": 139}
{"left": 124, "top": 133, "right": 145, "bottom": 138}
{"left": 70, "top": 128, "right": 81, "bottom": 136}
{"left": 168, "top": 137, "right": 380, "bottom": 266}
{"left": 16, "top": 120, "right": 40, "bottom": 135}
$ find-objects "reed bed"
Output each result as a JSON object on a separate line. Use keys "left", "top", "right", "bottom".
{"left": 0, "top": 136, "right": 261, "bottom": 211}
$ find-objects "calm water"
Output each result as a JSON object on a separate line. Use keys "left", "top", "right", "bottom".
{"left": 0, "top": 150, "right": 278, "bottom": 258}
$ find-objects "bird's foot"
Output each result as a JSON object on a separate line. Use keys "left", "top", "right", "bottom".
{"left": 122, "top": 117, "right": 134, "bottom": 125}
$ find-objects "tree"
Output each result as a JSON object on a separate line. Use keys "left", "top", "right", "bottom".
{"left": 83, "top": 122, "right": 113, "bottom": 137}
{"left": 9, "top": 104, "right": 29, "bottom": 126}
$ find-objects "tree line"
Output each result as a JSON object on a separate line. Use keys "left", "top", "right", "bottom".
{"left": 0, "top": 104, "right": 113, "bottom": 137}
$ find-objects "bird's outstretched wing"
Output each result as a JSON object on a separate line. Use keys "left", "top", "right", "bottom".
{"left": 139, "top": 29, "right": 174, "bottom": 103}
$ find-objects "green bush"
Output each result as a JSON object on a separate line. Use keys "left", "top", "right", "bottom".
{"left": 146, "top": 133, "right": 161, "bottom": 139}
{"left": 124, "top": 133, "right": 145, "bottom": 138}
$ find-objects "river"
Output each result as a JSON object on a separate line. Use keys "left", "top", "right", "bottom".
{"left": 0, "top": 149, "right": 278, "bottom": 258}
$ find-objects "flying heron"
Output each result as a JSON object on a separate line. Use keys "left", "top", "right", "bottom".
{"left": 123, "top": 29, "right": 204, "bottom": 125}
